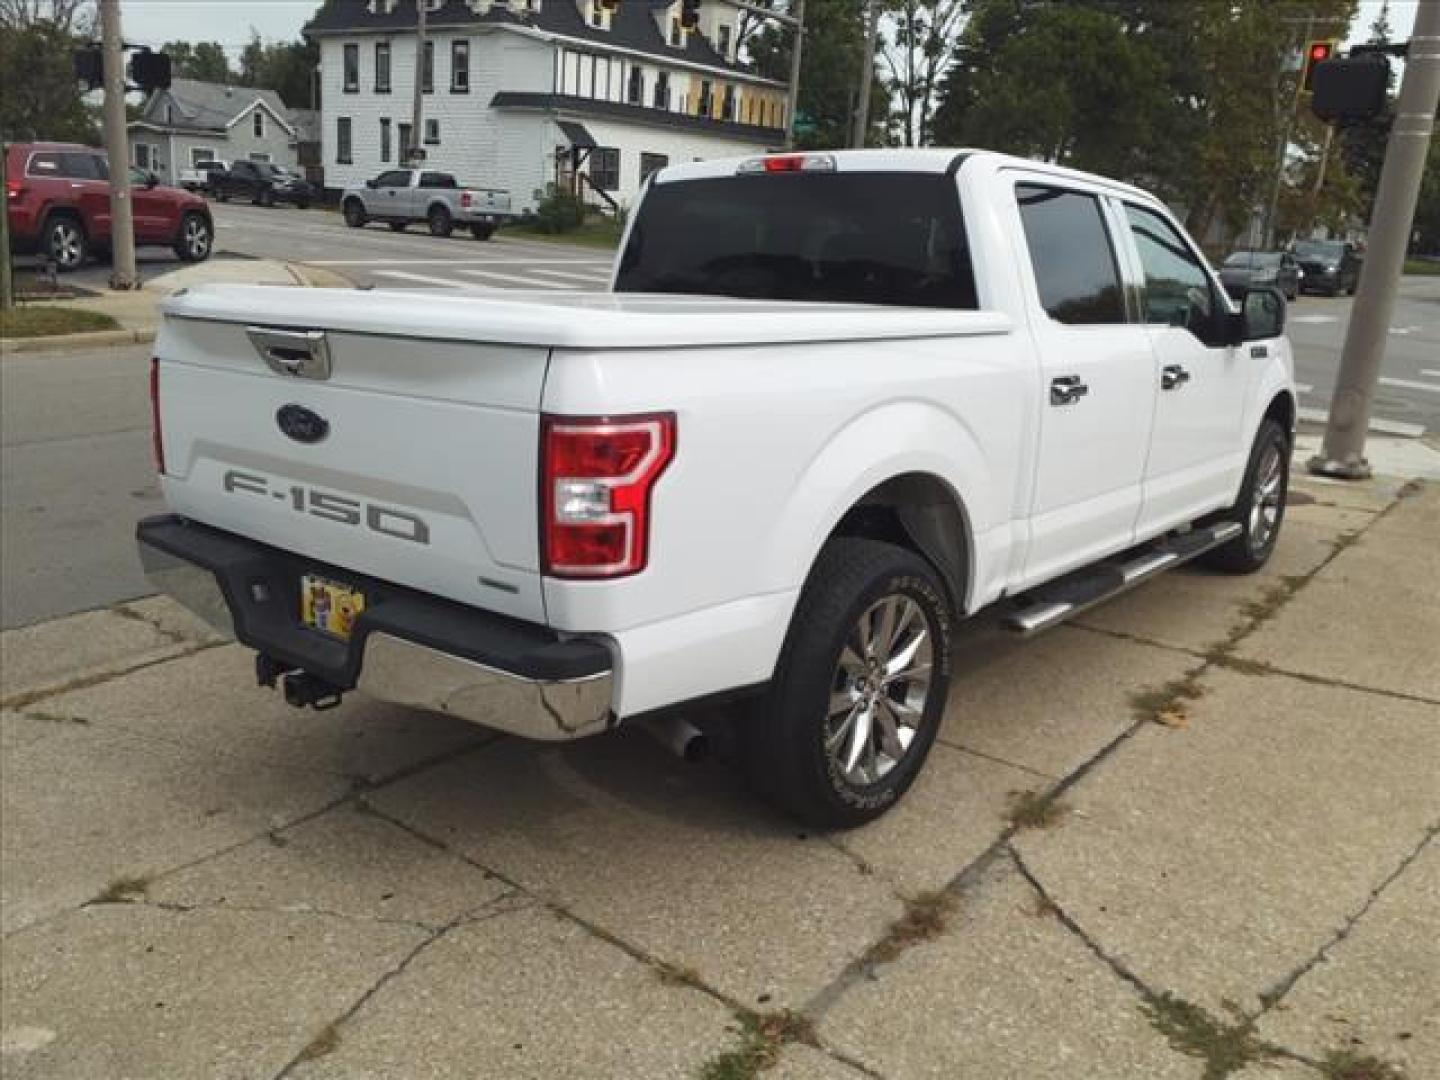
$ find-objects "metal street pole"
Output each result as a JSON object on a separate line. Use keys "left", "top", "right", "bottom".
{"left": 1309, "top": 0, "right": 1440, "bottom": 479}
{"left": 851, "top": 0, "right": 880, "bottom": 148}
{"left": 99, "top": 0, "right": 137, "bottom": 290}
{"left": 784, "top": 0, "right": 805, "bottom": 149}
{"left": 1, "top": 141, "right": 14, "bottom": 311}
{"left": 410, "top": 0, "right": 427, "bottom": 164}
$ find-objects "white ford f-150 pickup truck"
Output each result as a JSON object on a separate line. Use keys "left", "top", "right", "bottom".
{"left": 138, "top": 149, "right": 1295, "bottom": 827}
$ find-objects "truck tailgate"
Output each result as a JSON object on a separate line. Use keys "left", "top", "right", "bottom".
{"left": 153, "top": 307, "right": 549, "bottom": 624}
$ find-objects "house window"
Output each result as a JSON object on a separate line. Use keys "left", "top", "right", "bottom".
{"left": 590, "top": 147, "right": 619, "bottom": 191}
{"left": 424, "top": 118, "right": 440, "bottom": 145}
{"left": 653, "top": 70, "right": 669, "bottom": 109}
{"left": 626, "top": 65, "right": 643, "bottom": 105}
{"left": 166, "top": 104, "right": 174, "bottom": 124}
{"left": 380, "top": 118, "right": 392, "bottom": 162}
{"left": 343, "top": 43, "right": 359, "bottom": 92}
{"left": 134, "top": 143, "right": 152, "bottom": 169}
{"left": 670, "top": 17, "right": 683, "bottom": 47}
{"left": 337, "top": 116, "right": 353, "bottom": 163}
{"left": 422, "top": 40, "right": 434, "bottom": 93}
{"left": 248, "top": 152, "right": 272, "bottom": 163}
{"left": 640, "top": 152, "right": 668, "bottom": 179}
{"left": 722, "top": 85, "right": 735, "bottom": 121}
{"left": 698, "top": 80, "right": 712, "bottom": 117}
{"left": 253, "top": 109, "right": 265, "bottom": 138}
{"left": 190, "top": 147, "right": 215, "bottom": 166}
{"left": 451, "top": 40, "right": 470, "bottom": 91}
{"left": 588, "top": 1, "right": 605, "bottom": 27}
{"left": 399, "top": 122, "right": 413, "bottom": 158}
{"left": 718, "top": 24, "right": 732, "bottom": 59}
{"left": 375, "top": 42, "right": 391, "bottom": 92}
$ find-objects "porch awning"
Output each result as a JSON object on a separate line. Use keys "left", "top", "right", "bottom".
{"left": 556, "top": 120, "right": 597, "bottom": 149}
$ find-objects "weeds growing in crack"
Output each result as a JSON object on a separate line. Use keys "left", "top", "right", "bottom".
{"left": 1321, "top": 1049, "right": 1408, "bottom": 1080}
{"left": 1140, "top": 992, "right": 1277, "bottom": 1079}
{"left": 655, "top": 961, "right": 705, "bottom": 991}
{"left": 863, "top": 889, "right": 960, "bottom": 966}
{"left": 1129, "top": 673, "right": 1206, "bottom": 726}
{"left": 92, "top": 875, "right": 150, "bottom": 904}
{"left": 1005, "top": 789, "right": 1069, "bottom": 831}
{"left": 295, "top": 1022, "right": 341, "bottom": 1063}
{"left": 698, "top": 1009, "right": 815, "bottom": 1080}
{"left": 21, "top": 709, "right": 89, "bottom": 725}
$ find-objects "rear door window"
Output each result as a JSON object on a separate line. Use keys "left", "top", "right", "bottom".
{"left": 615, "top": 171, "right": 977, "bottom": 309}
{"left": 26, "top": 152, "right": 62, "bottom": 177}
{"left": 375, "top": 170, "right": 410, "bottom": 187}
{"left": 1015, "top": 184, "right": 1125, "bottom": 325}
{"left": 420, "top": 171, "right": 456, "bottom": 189}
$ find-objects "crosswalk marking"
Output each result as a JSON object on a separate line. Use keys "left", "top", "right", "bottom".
{"left": 456, "top": 268, "right": 576, "bottom": 289}
{"left": 1378, "top": 377, "right": 1440, "bottom": 395}
{"left": 1297, "top": 407, "right": 1425, "bottom": 438}
{"left": 308, "top": 256, "right": 615, "bottom": 267}
{"left": 372, "top": 270, "right": 477, "bottom": 289}
{"left": 521, "top": 267, "right": 611, "bottom": 285}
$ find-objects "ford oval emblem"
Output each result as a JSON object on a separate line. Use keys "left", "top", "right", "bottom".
{"left": 277, "top": 403, "right": 329, "bottom": 444}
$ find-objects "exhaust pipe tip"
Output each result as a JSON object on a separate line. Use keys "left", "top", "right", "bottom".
{"left": 636, "top": 715, "right": 709, "bottom": 763}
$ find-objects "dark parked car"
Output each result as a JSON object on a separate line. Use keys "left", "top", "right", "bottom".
{"left": 1220, "top": 250, "right": 1301, "bottom": 301}
{"left": 4, "top": 141, "right": 213, "bottom": 271}
{"left": 213, "top": 160, "right": 314, "bottom": 208}
{"left": 1292, "top": 239, "right": 1363, "bottom": 296}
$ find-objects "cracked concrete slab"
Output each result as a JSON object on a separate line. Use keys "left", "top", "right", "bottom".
{"left": 1014, "top": 667, "right": 1440, "bottom": 1016}
{"left": 1259, "top": 840, "right": 1439, "bottom": 1078}
{"left": 1289, "top": 474, "right": 1405, "bottom": 515}
{"left": 41, "top": 645, "right": 491, "bottom": 786}
{"left": 943, "top": 622, "right": 1197, "bottom": 779}
{"left": 834, "top": 742, "right": 1039, "bottom": 894}
{"left": 1, "top": 711, "right": 349, "bottom": 934}
{"left": 116, "top": 595, "right": 229, "bottom": 646}
{"left": 0, "top": 608, "right": 191, "bottom": 706}
{"left": 818, "top": 858, "right": 1195, "bottom": 1079}
{"left": 148, "top": 803, "right": 512, "bottom": 929}
{"left": 368, "top": 730, "right": 903, "bottom": 1008}
{"left": 771, "top": 1043, "right": 871, "bottom": 1078}
{"left": 1361, "top": 481, "right": 1437, "bottom": 542}
{"left": 1235, "top": 529, "right": 1440, "bottom": 702}
{"left": 287, "top": 904, "right": 737, "bottom": 1080}
{"left": 0, "top": 903, "right": 424, "bottom": 1080}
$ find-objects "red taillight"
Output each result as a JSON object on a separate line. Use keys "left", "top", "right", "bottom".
{"left": 5, "top": 180, "right": 22, "bottom": 201}
{"left": 460, "top": 191, "right": 472, "bottom": 208}
{"left": 149, "top": 358, "right": 165, "bottom": 474}
{"left": 763, "top": 155, "right": 805, "bottom": 173}
{"left": 541, "top": 413, "right": 676, "bottom": 578}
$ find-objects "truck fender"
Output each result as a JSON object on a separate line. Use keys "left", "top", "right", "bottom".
{"left": 764, "top": 400, "right": 994, "bottom": 614}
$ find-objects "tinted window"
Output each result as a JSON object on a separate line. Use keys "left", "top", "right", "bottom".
{"left": 375, "top": 170, "right": 410, "bottom": 187}
{"left": 1294, "top": 240, "right": 1343, "bottom": 260}
{"left": 1123, "top": 204, "right": 1216, "bottom": 337}
{"left": 1016, "top": 185, "right": 1124, "bottom": 325}
{"left": 27, "top": 152, "right": 62, "bottom": 176}
{"left": 1224, "top": 252, "right": 1280, "bottom": 268}
{"left": 419, "top": 171, "right": 456, "bottom": 188}
{"left": 616, "top": 172, "right": 977, "bottom": 309}
{"left": 343, "top": 43, "right": 359, "bottom": 91}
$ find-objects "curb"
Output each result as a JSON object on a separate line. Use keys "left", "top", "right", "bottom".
{"left": 1, "top": 327, "right": 156, "bottom": 356}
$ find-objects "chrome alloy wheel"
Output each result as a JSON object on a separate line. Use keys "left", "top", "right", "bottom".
{"left": 825, "top": 594, "right": 934, "bottom": 787}
{"left": 1249, "top": 442, "right": 1284, "bottom": 551}
{"left": 182, "top": 216, "right": 211, "bottom": 259}
{"left": 48, "top": 220, "right": 84, "bottom": 269}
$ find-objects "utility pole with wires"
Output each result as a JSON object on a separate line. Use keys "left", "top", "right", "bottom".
{"left": 99, "top": 0, "right": 137, "bottom": 290}
{"left": 784, "top": 0, "right": 805, "bottom": 149}
{"left": 852, "top": 0, "right": 881, "bottom": 148}
{"left": 410, "top": 0, "right": 428, "bottom": 165}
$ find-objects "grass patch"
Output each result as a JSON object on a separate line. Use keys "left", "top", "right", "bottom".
{"left": 698, "top": 1010, "right": 815, "bottom": 1080}
{"left": 502, "top": 217, "right": 623, "bottom": 250}
{"left": 1, "top": 304, "right": 120, "bottom": 339}
{"left": 863, "top": 889, "right": 960, "bottom": 966}
{"left": 1321, "top": 1050, "right": 1407, "bottom": 1080}
{"left": 1402, "top": 258, "right": 1440, "bottom": 276}
{"left": 1141, "top": 992, "right": 1277, "bottom": 1080}
{"left": 296, "top": 1022, "right": 340, "bottom": 1063}
{"left": 93, "top": 874, "right": 150, "bottom": 904}
{"left": 1006, "top": 789, "right": 1069, "bottom": 831}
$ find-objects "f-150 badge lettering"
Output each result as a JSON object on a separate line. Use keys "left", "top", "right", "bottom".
{"left": 223, "top": 470, "right": 430, "bottom": 545}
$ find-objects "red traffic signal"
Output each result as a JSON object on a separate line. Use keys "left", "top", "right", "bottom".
{"left": 1302, "top": 40, "right": 1337, "bottom": 92}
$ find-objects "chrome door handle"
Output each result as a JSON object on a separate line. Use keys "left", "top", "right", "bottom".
{"left": 1050, "top": 375, "right": 1089, "bottom": 406}
{"left": 1161, "top": 364, "right": 1191, "bottom": 391}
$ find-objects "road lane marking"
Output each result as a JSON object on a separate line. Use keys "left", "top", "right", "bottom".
{"left": 1295, "top": 383, "right": 1314, "bottom": 393}
{"left": 305, "top": 257, "right": 614, "bottom": 267}
{"left": 1379, "top": 377, "right": 1440, "bottom": 395}
{"left": 518, "top": 267, "right": 611, "bottom": 284}
{"left": 1422, "top": 369, "right": 1440, "bottom": 378}
{"left": 1297, "top": 407, "right": 1425, "bottom": 437}
{"left": 456, "top": 268, "right": 576, "bottom": 289}
{"left": 371, "top": 270, "right": 478, "bottom": 289}
{"left": 1290, "top": 315, "right": 1339, "bottom": 323}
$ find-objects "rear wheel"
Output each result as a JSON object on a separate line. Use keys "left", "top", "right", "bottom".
{"left": 470, "top": 223, "right": 496, "bottom": 241}
{"left": 172, "top": 211, "right": 212, "bottom": 263}
{"left": 743, "top": 537, "right": 953, "bottom": 829}
{"left": 1200, "top": 418, "right": 1289, "bottom": 573}
{"left": 343, "top": 199, "right": 367, "bottom": 228}
{"left": 43, "top": 214, "right": 87, "bottom": 272}
{"left": 428, "top": 205, "right": 453, "bottom": 237}
{"left": 388, "top": 221, "right": 408, "bottom": 232}
{"left": 216, "top": 188, "right": 230, "bottom": 203}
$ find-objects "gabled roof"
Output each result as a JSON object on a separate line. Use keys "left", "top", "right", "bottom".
{"left": 141, "top": 78, "right": 296, "bottom": 133}
{"left": 304, "top": 0, "right": 776, "bottom": 83}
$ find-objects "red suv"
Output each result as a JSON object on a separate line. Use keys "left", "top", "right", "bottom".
{"left": 5, "top": 142, "right": 214, "bottom": 272}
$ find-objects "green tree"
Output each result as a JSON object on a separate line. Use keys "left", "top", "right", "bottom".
{"left": 0, "top": 0, "right": 97, "bottom": 142}
{"left": 238, "top": 29, "right": 318, "bottom": 108}
{"left": 881, "top": 0, "right": 966, "bottom": 146}
{"left": 162, "top": 39, "right": 233, "bottom": 83}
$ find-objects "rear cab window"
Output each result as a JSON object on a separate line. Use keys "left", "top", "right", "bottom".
{"left": 420, "top": 172, "right": 456, "bottom": 189}
{"left": 615, "top": 171, "right": 977, "bottom": 309}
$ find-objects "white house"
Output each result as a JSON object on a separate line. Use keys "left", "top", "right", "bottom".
{"left": 129, "top": 79, "right": 303, "bottom": 186}
{"left": 304, "top": 0, "right": 789, "bottom": 211}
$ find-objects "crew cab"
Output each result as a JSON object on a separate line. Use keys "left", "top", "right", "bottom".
{"left": 340, "top": 168, "right": 514, "bottom": 239}
{"left": 137, "top": 150, "right": 1295, "bottom": 827}
{"left": 212, "top": 161, "right": 315, "bottom": 209}
{"left": 5, "top": 141, "right": 213, "bottom": 271}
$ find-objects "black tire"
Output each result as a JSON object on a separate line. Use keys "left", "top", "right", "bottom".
{"left": 42, "top": 213, "right": 87, "bottom": 272}
{"left": 1199, "top": 418, "right": 1290, "bottom": 574}
{"left": 216, "top": 188, "right": 230, "bottom": 203}
{"left": 428, "top": 205, "right": 453, "bottom": 237}
{"left": 388, "top": 221, "right": 408, "bottom": 232}
{"left": 172, "top": 211, "right": 213, "bottom": 263}
{"left": 743, "top": 537, "right": 954, "bottom": 829}
{"left": 260, "top": 188, "right": 275, "bottom": 208}
{"left": 470, "top": 223, "right": 496, "bottom": 241}
{"left": 296, "top": 199, "right": 310, "bottom": 211}
{"left": 343, "top": 199, "right": 367, "bottom": 228}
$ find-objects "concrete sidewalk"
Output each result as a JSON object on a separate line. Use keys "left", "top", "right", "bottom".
{"left": 1, "top": 475, "right": 1436, "bottom": 1079}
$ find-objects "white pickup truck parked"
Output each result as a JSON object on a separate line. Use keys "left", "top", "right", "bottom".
{"left": 138, "top": 149, "right": 1295, "bottom": 827}
{"left": 340, "top": 168, "right": 514, "bottom": 240}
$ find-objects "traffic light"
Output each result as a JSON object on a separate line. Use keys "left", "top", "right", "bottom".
{"left": 72, "top": 45, "right": 102, "bottom": 90}
{"left": 129, "top": 48, "right": 172, "bottom": 94}
{"left": 1312, "top": 54, "right": 1390, "bottom": 122}
{"left": 1302, "top": 40, "right": 1337, "bottom": 93}
{"left": 679, "top": 0, "right": 700, "bottom": 31}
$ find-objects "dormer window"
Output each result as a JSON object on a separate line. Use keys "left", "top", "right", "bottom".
{"left": 626, "top": 65, "right": 643, "bottom": 105}
{"left": 587, "top": 0, "right": 609, "bottom": 27}
{"left": 253, "top": 108, "right": 265, "bottom": 138}
{"left": 669, "top": 17, "right": 684, "bottom": 47}
{"left": 717, "top": 24, "right": 732, "bottom": 59}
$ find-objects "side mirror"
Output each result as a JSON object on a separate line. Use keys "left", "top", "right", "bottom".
{"left": 1230, "top": 286, "right": 1286, "bottom": 344}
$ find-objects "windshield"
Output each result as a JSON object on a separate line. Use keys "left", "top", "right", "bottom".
{"left": 1294, "top": 241, "right": 1343, "bottom": 259}
{"left": 1224, "top": 252, "right": 1281, "bottom": 268}
{"left": 615, "top": 172, "right": 978, "bottom": 309}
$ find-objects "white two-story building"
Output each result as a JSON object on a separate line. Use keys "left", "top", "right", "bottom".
{"left": 305, "top": 0, "right": 790, "bottom": 211}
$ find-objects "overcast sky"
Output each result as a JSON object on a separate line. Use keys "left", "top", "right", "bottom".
{"left": 113, "top": 0, "right": 1420, "bottom": 61}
